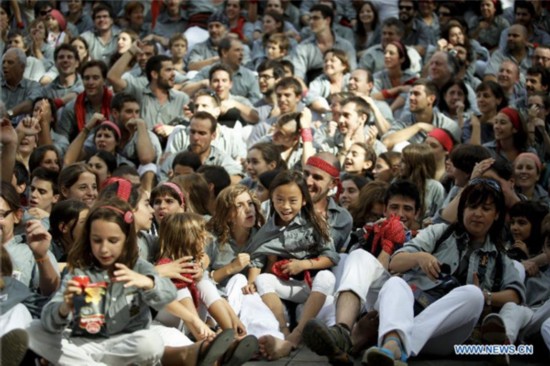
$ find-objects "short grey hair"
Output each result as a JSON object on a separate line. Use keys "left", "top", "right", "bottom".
{"left": 3, "top": 48, "right": 27, "bottom": 67}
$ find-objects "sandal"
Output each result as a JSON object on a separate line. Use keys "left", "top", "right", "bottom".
{"left": 363, "top": 336, "right": 408, "bottom": 366}
{"left": 197, "top": 329, "right": 235, "bottom": 366}
{"left": 221, "top": 335, "right": 259, "bottom": 366}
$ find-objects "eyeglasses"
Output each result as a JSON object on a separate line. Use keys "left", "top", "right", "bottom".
{"left": 528, "top": 103, "right": 545, "bottom": 109}
{"left": 0, "top": 209, "right": 14, "bottom": 220}
{"left": 399, "top": 6, "right": 414, "bottom": 11}
{"left": 259, "top": 74, "right": 275, "bottom": 81}
{"left": 468, "top": 177, "right": 502, "bottom": 193}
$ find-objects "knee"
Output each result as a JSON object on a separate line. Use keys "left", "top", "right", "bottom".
{"left": 227, "top": 273, "right": 248, "bottom": 289}
{"left": 197, "top": 278, "right": 222, "bottom": 307}
{"left": 348, "top": 249, "right": 378, "bottom": 266}
{"left": 381, "top": 276, "right": 409, "bottom": 295}
{"left": 255, "top": 273, "right": 277, "bottom": 295}
{"left": 133, "top": 330, "right": 165, "bottom": 364}
{"left": 311, "top": 270, "right": 336, "bottom": 295}
{"left": 455, "top": 285, "right": 484, "bottom": 314}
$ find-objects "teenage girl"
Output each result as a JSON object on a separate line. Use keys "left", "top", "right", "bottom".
{"left": 251, "top": 170, "right": 340, "bottom": 360}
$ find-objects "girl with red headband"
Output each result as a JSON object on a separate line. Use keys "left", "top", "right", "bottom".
{"left": 64, "top": 114, "right": 134, "bottom": 169}
{"left": 425, "top": 128, "right": 455, "bottom": 182}
{"left": 513, "top": 153, "right": 550, "bottom": 207}
{"left": 483, "top": 107, "right": 536, "bottom": 163}
{"left": 249, "top": 170, "right": 339, "bottom": 360}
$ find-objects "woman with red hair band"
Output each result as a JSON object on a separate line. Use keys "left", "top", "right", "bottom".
{"left": 483, "top": 107, "right": 537, "bottom": 163}
{"left": 424, "top": 128, "right": 455, "bottom": 182}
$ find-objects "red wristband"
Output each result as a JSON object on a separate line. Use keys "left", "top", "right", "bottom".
{"left": 17, "top": 21, "right": 24, "bottom": 29}
{"left": 301, "top": 128, "right": 313, "bottom": 142}
{"left": 382, "top": 89, "right": 394, "bottom": 99}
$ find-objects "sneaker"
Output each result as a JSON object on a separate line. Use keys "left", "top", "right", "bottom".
{"left": 480, "top": 314, "right": 510, "bottom": 366}
{"left": 1, "top": 328, "right": 29, "bottom": 366}
{"left": 302, "top": 319, "right": 353, "bottom": 366}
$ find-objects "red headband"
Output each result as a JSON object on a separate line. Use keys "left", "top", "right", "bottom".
{"left": 100, "top": 205, "right": 134, "bottom": 224}
{"left": 390, "top": 40, "right": 406, "bottom": 57}
{"left": 100, "top": 121, "right": 121, "bottom": 139}
{"left": 427, "top": 128, "right": 454, "bottom": 152}
{"left": 516, "top": 152, "right": 542, "bottom": 171}
{"left": 163, "top": 182, "right": 185, "bottom": 207}
{"left": 100, "top": 177, "right": 132, "bottom": 201}
{"left": 306, "top": 156, "right": 340, "bottom": 178}
{"left": 500, "top": 107, "right": 521, "bottom": 131}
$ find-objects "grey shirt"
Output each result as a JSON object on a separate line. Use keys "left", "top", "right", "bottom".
{"left": 393, "top": 223, "right": 526, "bottom": 302}
{"left": 5, "top": 235, "right": 60, "bottom": 291}
{"left": 191, "top": 65, "right": 261, "bottom": 103}
{"left": 0, "top": 78, "right": 43, "bottom": 111}
{"left": 249, "top": 212, "right": 340, "bottom": 268}
{"left": 40, "top": 259, "right": 176, "bottom": 335}
{"left": 385, "top": 110, "right": 461, "bottom": 145}
{"left": 326, "top": 198, "right": 353, "bottom": 253}
{"left": 291, "top": 35, "right": 356, "bottom": 81}
{"left": 81, "top": 28, "right": 121, "bottom": 64}
{"left": 359, "top": 44, "right": 422, "bottom": 75}
{"left": 123, "top": 80, "right": 190, "bottom": 129}
{"left": 42, "top": 75, "right": 84, "bottom": 99}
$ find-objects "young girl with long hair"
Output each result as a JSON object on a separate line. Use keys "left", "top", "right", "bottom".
{"left": 250, "top": 170, "right": 340, "bottom": 360}
{"left": 58, "top": 163, "right": 98, "bottom": 207}
{"left": 400, "top": 143, "right": 446, "bottom": 220}
{"left": 28, "top": 199, "right": 237, "bottom": 365}
{"left": 155, "top": 213, "right": 254, "bottom": 365}
{"left": 49, "top": 199, "right": 89, "bottom": 261}
{"left": 243, "top": 142, "right": 287, "bottom": 190}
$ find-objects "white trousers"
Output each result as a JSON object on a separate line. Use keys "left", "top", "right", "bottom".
{"left": 255, "top": 269, "right": 336, "bottom": 301}
{"left": 542, "top": 317, "right": 550, "bottom": 351}
{"left": 375, "top": 277, "right": 484, "bottom": 357}
{"left": 26, "top": 320, "right": 171, "bottom": 366}
{"left": 225, "top": 274, "right": 284, "bottom": 339}
{"left": 0, "top": 304, "right": 32, "bottom": 337}
{"left": 500, "top": 299, "right": 550, "bottom": 344}
{"left": 335, "top": 249, "right": 390, "bottom": 311}
{"left": 155, "top": 277, "right": 222, "bottom": 330}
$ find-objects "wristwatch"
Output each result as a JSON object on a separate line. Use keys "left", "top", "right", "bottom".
{"left": 7, "top": 109, "right": 14, "bottom": 118}
{"left": 483, "top": 289, "right": 492, "bottom": 306}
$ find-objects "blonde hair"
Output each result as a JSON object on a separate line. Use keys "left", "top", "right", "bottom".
{"left": 158, "top": 212, "right": 209, "bottom": 262}
{"left": 207, "top": 185, "right": 265, "bottom": 245}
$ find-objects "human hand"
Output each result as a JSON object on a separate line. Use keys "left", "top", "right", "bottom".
{"left": 113, "top": 263, "right": 154, "bottom": 290}
{"left": 512, "top": 240, "right": 529, "bottom": 256}
{"left": 59, "top": 279, "right": 83, "bottom": 317}
{"left": 522, "top": 260, "right": 540, "bottom": 277}
{"left": 0, "top": 118, "right": 17, "bottom": 145}
{"left": 86, "top": 113, "right": 105, "bottom": 131}
{"left": 417, "top": 252, "right": 441, "bottom": 281}
{"left": 155, "top": 256, "right": 195, "bottom": 282}
{"left": 125, "top": 118, "right": 146, "bottom": 132}
{"left": 153, "top": 124, "right": 174, "bottom": 138}
{"left": 231, "top": 253, "right": 251, "bottom": 273}
{"left": 281, "top": 259, "right": 304, "bottom": 276}
{"left": 27, "top": 207, "right": 50, "bottom": 220}
{"left": 34, "top": 98, "right": 52, "bottom": 124}
{"left": 470, "top": 158, "right": 495, "bottom": 179}
{"left": 26, "top": 219, "right": 51, "bottom": 260}
{"left": 242, "top": 282, "right": 256, "bottom": 294}
{"left": 16, "top": 116, "right": 41, "bottom": 136}
{"left": 456, "top": 101, "right": 465, "bottom": 116}
{"left": 300, "top": 107, "right": 313, "bottom": 129}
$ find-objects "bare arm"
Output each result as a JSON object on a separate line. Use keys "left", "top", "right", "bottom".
{"left": 64, "top": 113, "right": 104, "bottom": 165}
{"left": 187, "top": 56, "right": 220, "bottom": 72}
{"left": 129, "top": 119, "right": 156, "bottom": 164}
{"left": 382, "top": 123, "right": 433, "bottom": 150}
{"left": 0, "top": 118, "right": 18, "bottom": 182}
{"left": 107, "top": 43, "right": 141, "bottom": 92}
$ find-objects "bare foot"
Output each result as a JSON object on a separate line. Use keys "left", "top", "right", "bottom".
{"left": 258, "top": 335, "right": 294, "bottom": 360}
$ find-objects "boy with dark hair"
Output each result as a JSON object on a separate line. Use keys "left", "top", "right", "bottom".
{"left": 28, "top": 167, "right": 59, "bottom": 216}
{"left": 303, "top": 180, "right": 422, "bottom": 364}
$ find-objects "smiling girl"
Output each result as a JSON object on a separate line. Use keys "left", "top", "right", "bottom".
{"left": 250, "top": 170, "right": 339, "bottom": 360}
{"left": 58, "top": 163, "right": 98, "bottom": 207}
{"left": 243, "top": 142, "right": 286, "bottom": 190}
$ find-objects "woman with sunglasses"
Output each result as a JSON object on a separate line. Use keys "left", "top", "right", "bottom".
{"left": 362, "top": 178, "right": 524, "bottom": 365}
